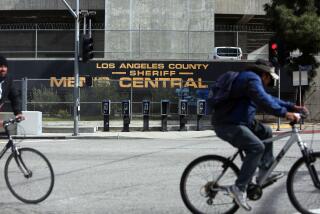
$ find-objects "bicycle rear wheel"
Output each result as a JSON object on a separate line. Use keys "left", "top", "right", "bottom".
{"left": 5, "top": 147, "right": 55, "bottom": 204}
{"left": 180, "top": 155, "right": 240, "bottom": 214}
{"left": 287, "top": 152, "right": 320, "bottom": 214}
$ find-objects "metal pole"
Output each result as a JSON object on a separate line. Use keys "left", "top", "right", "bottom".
{"left": 130, "top": 80, "right": 133, "bottom": 120}
{"left": 74, "top": 0, "right": 80, "bottom": 136}
{"left": 83, "top": 15, "right": 87, "bottom": 35}
{"left": 236, "top": 31, "right": 239, "bottom": 47}
{"left": 61, "top": 0, "right": 80, "bottom": 135}
{"left": 61, "top": 0, "right": 77, "bottom": 18}
{"left": 276, "top": 66, "right": 281, "bottom": 131}
{"left": 129, "top": 0, "right": 133, "bottom": 60}
{"left": 21, "top": 77, "right": 28, "bottom": 111}
{"left": 89, "top": 18, "right": 92, "bottom": 38}
{"left": 299, "top": 69, "right": 302, "bottom": 130}
{"left": 35, "top": 24, "right": 38, "bottom": 58}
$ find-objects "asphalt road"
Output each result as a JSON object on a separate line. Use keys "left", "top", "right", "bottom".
{"left": 0, "top": 134, "right": 319, "bottom": 214}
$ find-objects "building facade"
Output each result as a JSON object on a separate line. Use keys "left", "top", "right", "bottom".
{"left": 0, "top": 0, "right": 271, "bottom": 60}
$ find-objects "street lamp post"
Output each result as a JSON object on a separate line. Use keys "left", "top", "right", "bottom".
{"left": 61, "top": 0, "right": 80, "bottom": 136}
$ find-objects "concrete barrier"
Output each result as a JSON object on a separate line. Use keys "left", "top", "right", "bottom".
{"left": 0, "top": 111, "right": 42, "bottom": 135}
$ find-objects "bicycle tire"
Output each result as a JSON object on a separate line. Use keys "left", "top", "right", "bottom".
{"left": 287, "top": 152, "right": 320, "bottom": 214}
{"left": 4, "top": 147, "right": 55, "bottom": 204}
{"left": 180, "top": 155, "right": 240, "bottom": 214}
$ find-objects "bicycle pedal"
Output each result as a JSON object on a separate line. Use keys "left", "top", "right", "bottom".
{"left": 261, "top": 178, "right": 280, "bottom": 188}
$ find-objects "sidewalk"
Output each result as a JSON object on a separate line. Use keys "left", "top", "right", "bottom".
{"left": 12, "top": 120, "right": 320, "bottom": 140}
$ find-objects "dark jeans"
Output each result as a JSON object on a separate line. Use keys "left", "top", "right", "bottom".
{"left": 214, "top": 120, "right": 273, "bottom": 191}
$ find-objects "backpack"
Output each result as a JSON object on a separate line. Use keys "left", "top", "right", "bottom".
{"left": 207, "top": 71, "right": 240, "bottom": 109}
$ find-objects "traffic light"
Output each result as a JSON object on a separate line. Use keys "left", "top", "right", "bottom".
{"left": 269, "top": 37, "right": 278, "bottom": 66}
{"left": 269, "top": 37, "right": 289, "bottom": 66}
{"left": 82, "top": 35, "right": 94, "bottom": 62}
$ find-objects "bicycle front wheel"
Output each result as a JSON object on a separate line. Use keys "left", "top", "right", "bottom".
{"left": 5, "top": 147, "right": 55, "bottom": 204}
{"left": 180, "top": 155, "right": 240, "bottom": 214}
{"left": 287, "top": 152, "right": 320, "bottom": 214}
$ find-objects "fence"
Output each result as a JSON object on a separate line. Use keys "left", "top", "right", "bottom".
{"left": 5, "top": 78, "right": 320, "bottom": 123}
{"left": 13, "top": 78, "right": 212, "bottom": 120}
{"left": 0, "top": 26, "right": 273, "bottom": 60}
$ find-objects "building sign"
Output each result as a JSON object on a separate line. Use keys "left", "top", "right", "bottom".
{"left": 92, "top": 62, "right": 209, "bottom": 89}
{"left": 10, "top": 59, "right": 287, "bottom": 90}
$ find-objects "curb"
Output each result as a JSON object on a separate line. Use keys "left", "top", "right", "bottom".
{"left": 10, "top": 130, "right": 217, "bottom": 140}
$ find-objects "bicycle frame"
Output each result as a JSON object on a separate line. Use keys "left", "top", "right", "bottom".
{"left": 256, "top": 124, "right": 315, "bottom": 186}
{"left": 0, "top": 138, "right": 15, "bottom": 159}
{"left": 0, "top": 125, "right": 31, "bottom": 177}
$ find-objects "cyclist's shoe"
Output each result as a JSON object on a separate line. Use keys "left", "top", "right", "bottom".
{"left": 227, "top": 184, "right": 252, "bottom": 211}
{"left": 256, "top": 171, "right": 284, "bottom": 185}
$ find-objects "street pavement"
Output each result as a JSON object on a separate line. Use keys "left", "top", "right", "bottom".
{"left": 1, "top": 120, "right": 319, "bottom": 213}
{"left": 0, "top": 135, "right": 319, "bottom": 214}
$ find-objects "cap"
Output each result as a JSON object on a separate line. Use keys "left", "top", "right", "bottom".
{"left": 0, "top": 55, "right": 8, "bottom": 67}
{"left": 252, "top": 59, "right": 279, "bottom": 80}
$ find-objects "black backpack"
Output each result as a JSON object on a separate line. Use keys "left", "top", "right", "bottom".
{"left": 207, "top": 71, "right": 240, "bottom": 109}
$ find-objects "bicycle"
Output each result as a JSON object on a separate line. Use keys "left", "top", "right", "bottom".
{"left": 1, "top": 118, "right": 54, "bottom": 203}
{"left": 180, "top": 113, "right": 320, "bottom": 214}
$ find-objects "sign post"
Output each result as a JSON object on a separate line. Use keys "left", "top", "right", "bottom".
{"left": 293, "top": 65, "right": 311, "bottom": 129}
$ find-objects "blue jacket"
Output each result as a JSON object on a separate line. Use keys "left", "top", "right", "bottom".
{"left": 214, "top": 71, "right": 295, "bottom": 127}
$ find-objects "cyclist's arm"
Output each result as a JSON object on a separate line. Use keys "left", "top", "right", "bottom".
{"left": 270, "top": 96, "right": 295, "bottom": 111}
{"left": 246, "top": 77, "right": 288, "bottom": 117}
{"left": 7, "top": 77, "right": 22, "bottom": 116}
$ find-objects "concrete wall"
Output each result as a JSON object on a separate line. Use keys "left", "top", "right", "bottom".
{"left": 103, "top": 0, "right": 270, "bottom": 60}
{"left": 0, "top": 0, "right": 104, "bottom": 10}
{"left": 0, "top": 0, "right": 270, "bottom": 59}
{"left": 104, "top": 0, "right": 215, "bottom": 60}
{"left": 215, "top": 0, "right": 270, "bottom": 15}
{"left": 0, "top": 0, "right": 270, "bottom": 14}
{"left": 305, "top": 66, "right": 320, "bottom": 121}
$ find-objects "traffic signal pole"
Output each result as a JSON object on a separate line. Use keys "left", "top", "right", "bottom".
{"left": 61, "top": 0, "right": 80, "bottom": 136}
{"left": 276, "top": 65, "right": 281, "bottom": 131}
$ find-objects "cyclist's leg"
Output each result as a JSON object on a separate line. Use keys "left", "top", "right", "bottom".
{"left": 215, "top": 124, "right": 265, "bottom": 191}
{"left": 250, "top": 120, "right": 274, "bottom": 170}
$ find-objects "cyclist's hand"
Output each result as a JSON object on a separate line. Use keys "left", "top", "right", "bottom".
{"left": 15, "top": 114, "right": 25, "bottom": 122}
{"left": 285, "top": 112, "right": 300, "bottom": 123}
{"left": 0, "top": 120, "right": 3, "bottom": 128}
{"left": 294, "top": 105, "right": 309, "bottom": 114}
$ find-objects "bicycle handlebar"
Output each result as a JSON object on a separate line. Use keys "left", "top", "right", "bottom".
{"left": 3, "top": 118, "right": 22, "bottom": 128}
{"left": 289, "top": 110, "right": 309, "bottom": 126}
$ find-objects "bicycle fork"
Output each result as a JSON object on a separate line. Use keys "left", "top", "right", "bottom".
{"left": 303, "top": 149, "right": 320, "bottom": 189}
{"left": 13, "top": 147, "right": 33, "bottom": 179}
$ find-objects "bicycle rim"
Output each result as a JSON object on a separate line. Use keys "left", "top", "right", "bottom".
{"left": 5, "top": 147, "right": 55, "bottom": 204}
{"left": 287, "top": 152, "right": 320, "bottom": 214}
{"left": 180, "top": 155, "right": 240, "bottom": 214}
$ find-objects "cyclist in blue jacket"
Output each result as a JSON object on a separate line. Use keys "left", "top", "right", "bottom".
{"left": 214, "top": 59, "right": 307, "bottom": 211}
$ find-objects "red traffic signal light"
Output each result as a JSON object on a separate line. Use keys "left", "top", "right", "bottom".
{"left": 269, "top": 38, "right": 279, "bottom": 64}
